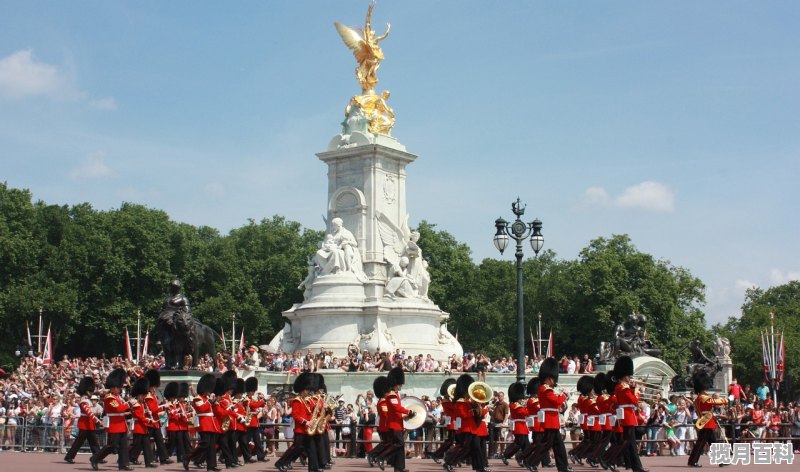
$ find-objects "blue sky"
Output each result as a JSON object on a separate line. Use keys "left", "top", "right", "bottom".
{"left": 2, "top": 1, "right": 798, "bottom": 327}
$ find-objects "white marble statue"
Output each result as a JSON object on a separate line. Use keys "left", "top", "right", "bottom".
{"left": 330, "top": 217, "right": 368, "bottom": 282}
{"left": 714, "top": 335, "right": 731, "bottom": 358}
{"left": 376, "top": 212, "right": 432, "bottom": 302}
{"left": 307, "top": 218, "right": 367, "bottom": 284}
{"left": 385, "top": 256, "right": 418, "bottom": 299}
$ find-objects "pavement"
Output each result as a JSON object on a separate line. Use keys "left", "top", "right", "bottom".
{"left": 2, "top": 452, "right": 796, "bottom": 472}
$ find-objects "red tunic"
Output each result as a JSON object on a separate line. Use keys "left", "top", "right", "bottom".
{"left": 595, "top": 394, "right": 612, "bottom": 431}
{"left": 586, "top": 397, "right": 601, "bottom": 432}
{"left": 526, "top": 397, "right": 543, "bottom": 433}
{"left": 474, "top": 406, "right": 489, "bottom": 437}
{"left": 441, "top": 400, "right": 454, "bottom": 431}
{"left": 233, "top": 400, "right": 248, "bottom": 432}
{"left": 384, "top": 391, "right": 409, "bottom": 432}
{"left": 613, "top": 382, "right": 639, "bottom": 427}
{"left": 144, "top": 393, "right": 163, "bottom": 428}
{"left": 608, "top": 394, "right": 623, "bottom": 433}
{"left": 510, "top": 401, "right": 530, "bottom": 435}
{"left": 130, "top": 400, "right": 156, "bottom": 435}
{"left": 291, "top": 396, "right": 311, "bottom": 435}
{"left": 247, "top": 397, "right": 265, "bottom": 428}
{"left": 103, "top": 393, "right": 130, "bottom": 434}
{"left": 377, "top": 397, "right": 389, "bottom": 433}
{"left": 537, "top": 385, "right": 567, "bottom": 430}
{"left": 453, "top": 399, "right": 473, "bottom": 434}
{"left": 166, "top": 402, "right": 182, "bottom": 432}
{"left": 577, "top": 395, "right": 588, "bottom": 430}
{"left": 77, "top": 398, "right": 98, "bottom": 431}
{"left": 694, "top": 394, "right": 727, "bottom": 430}
{"left": 193, "top": 394, "right": 220, "bottom": 433}
{"left": 177, "top": 402, "right": 189, "bottom": 431}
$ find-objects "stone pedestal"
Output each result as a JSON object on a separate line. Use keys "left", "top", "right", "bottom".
{"left": 715, "top": 356, "right": 733, "bottom": 392}
{"left": 268, "top": 133, "right": 462, "bottom": 360}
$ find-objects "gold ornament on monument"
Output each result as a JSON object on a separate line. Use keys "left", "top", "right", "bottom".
{"left": 335, "top": 1, "right": 395, "bottom": 135}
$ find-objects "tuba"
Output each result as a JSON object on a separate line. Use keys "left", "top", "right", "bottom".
{"left": 468, "top": 382, "right": 493, "bottom": 404}
{"left": 447, "top": 384, "right": 457, "bottom": 400}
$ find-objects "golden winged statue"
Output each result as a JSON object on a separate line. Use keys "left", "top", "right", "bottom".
{"left": 334, "top": 1, "right": 390, "bottom": 95}
{"left": 335, "top": 2, "right": 395, "bottom": 136}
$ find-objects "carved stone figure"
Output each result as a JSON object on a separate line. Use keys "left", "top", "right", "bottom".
{"left": 713, "top": 335, "right": 731, "bottom": 358}
{"left": 313, "top": 234, "right": 347, "bottom": 276}
{"left": 376, "top": 212, "right": 433, "bottom": 302}
{"left": 671, "top": 338, "right": 722, "bottom": 391}
{"left": 384, "top": 256, "right": 417, "bottom": 299}
{"left": 599, "top": 312, "right": 661, "bottom": 363}
{"left": 155, "top": 279, "right": 217, "bottom": 369}
{"left": 298, "top": 260, "right": 317, "bottom": 301}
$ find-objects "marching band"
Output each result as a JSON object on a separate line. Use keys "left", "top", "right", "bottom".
{"left": 62, "top": 355, "right": 737, "bottom": 472}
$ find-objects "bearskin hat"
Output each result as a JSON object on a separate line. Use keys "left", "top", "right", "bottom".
{"left": 440, "top": 378, "right": 457, "bottom": 399}
{"left": 77, "top": 376, "right": 96, "bottom": 396}
{"left": 315, "top": 373, "right": 326, "bottom": 393}
{"left": 593, "top": 373, "right": 607, "bottom": 396}
{"left": 163, "top": 381, "right": 180, "bottom": 399}
{"left": 235, "top": 378, "right": 245, "bottom": 396}
{"left": 196, "top": 374, "right": 216, "bottom": 396}
{"left": 245, "top": 377, "right": 258, "bottom": 393}
{"left": 179, "top": 382, "right": 190, "bottom": 398}
{"left": 508, "top": 382, "right": 526, "bottom": 403}
{"left": 214, "top": 377, "right": 227, "bottom": 396}
{"left": 373, "top": 376, "right": 390, "bottom": 399}
{"left": 605, "top": 371, "right": 618, "bottom": 394}
{"left": 526, "top": 377, "right": 541, "bottom": 396}
{"left": 455, "top": 374, "right": 474, "bottom": 400}
{"left": 144, "top": 369, "right": 161, "bottom": 388}
{"left": 131, "top": 377, "right": 150, "bottom": 397}
{"left": 293, "top": 372, "right": 314, "bottom": 394}
{"left": 577, "top": 375, "right": 595, "bottom": 396}
{"left": 692, "top": 370, "right": 714, "bottom": 395}
{"left": 537, "top": 357, "right": 559, "bottom": 383}
{"left": 387, "top": 366, "right": 405, "bottom": 388}
{"left": 222, "top": 370, "right": 238, "bottom": 392}
{"left": 105, "top": 368, "right": 128, "bottom": 389}
{"left": 613, "top": 356, "right": 634, "bottom": 379}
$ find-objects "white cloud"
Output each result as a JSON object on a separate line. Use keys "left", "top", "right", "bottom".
{"left": 583, "top": 186, "right": 610, "bottom": 206}
{"left": 734, "top": 279, "right": 757, "bottom": 291}
{"left": 615, "top": 181, "right": 675, "bottom": 212}
{"left": 769, "top": 269, "right": 800, "bottom": 285}
{"left": 203, "top": 182, "right": 225, "bottom": 198}
{"left": 69, "top": 152, "right": 114, "bottom": 179}
{"left": 89, "top": 97, "right": 118, "bottom": 110}
{"left": 0, "top": 49, "right": 74, "bottom": 100}
{"left": 0, "top": 49, "right": 116, "bottom": 109}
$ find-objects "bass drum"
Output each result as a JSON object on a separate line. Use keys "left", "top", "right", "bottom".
{"left": 401, "top": 396, "right": 427, "bottom": 430}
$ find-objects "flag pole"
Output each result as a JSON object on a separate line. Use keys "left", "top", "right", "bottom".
{"left": 136, "top": 309, "right": 141, "bottom": 363}
{"left": 537, "top": 312, "right": 542, "bottom": 360}
{"left": 38, "top": 306, "right": 43, "bottom": 354}
{"left": 231, "top": 314, "right": 236, "bottom": 355}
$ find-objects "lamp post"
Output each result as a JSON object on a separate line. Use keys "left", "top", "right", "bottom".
{"left": 494, "top": 198, "right": 544, "bottom": 382}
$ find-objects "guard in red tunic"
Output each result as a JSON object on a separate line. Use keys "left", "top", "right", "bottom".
{"left": 377, "top": 367, "right": 413, "bottom": 472}
{"left": 244, "top": 377, "right": 267, "bottom": 462}
{"left": 64, "top": 376, "right": 102, "bottom": 463}
{"left": 519, "top": 377, "right": 549, "bottom": 470}
{"left": 502, "top": 382, "right": 530, "bottom": 466}
{"left": 587, "top": 373, "right": 612, "bottom": 468}
{"left": 525, "top": 357, "right": 571, "bottom": 472}
{"left": 129, "top": 377, "right": 159, "bottom": 467}
{"left": 569, "top": 375, "right": 596, "bottom": 464}
{"left": 164, "top": 382, "right": 186, "bottom": 464}
{"left": 215, "top": 371, "right": 239, "bottom": 468}
{"left": 430, "top": 378, "right": 457, "bottom": 463}
{"left": 176, "top": 383, "right": 192, "bottom": 464}
{"left": 600, "top": 373, "right": 624, "bottom": 471}
{"left": 231, "top": 378, "right": 253, "bottom": 463}
{"left": 145, "top": 370, "right": 172, "bottom": 464}
{"left": 91, "top": 368, "right": 132, "bottom": 471}
{"left": 186, "top": 373, "right": 221, "bottom": 472}
{"left": 275, "top": 372, "right": 317, "bottom": 472}
{"left": 366, "top": 376, "right": 391, "bottom": 467}
{"left": 611, "top": 356, "right": 648, "bottom": 472}
{"left": 688, "top": 370, "right": 729, "bottom": 468}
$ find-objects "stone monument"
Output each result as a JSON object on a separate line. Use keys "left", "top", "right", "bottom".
{"left": 713, "top": 335, "right": 733, "bottom": 391}
{"left": 268, "top": 3, "right": 462, "bottom": 360}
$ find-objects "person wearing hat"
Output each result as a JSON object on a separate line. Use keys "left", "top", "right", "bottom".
{"left": 64, "top": 376, "right": 102, "bottom": 464}
{"left": 163, "top": 382, "right": 185, "bottom": 465}
{"left": 688, "top": 370, "right": 729, "bottom": 468}
{"left": 129, "top": 377, "right": 159, "bottom": 468}
{"left": 244, "top": 377, "right": 267, "bottom": 462}
{"left": 312, "top": 373, "right": 334, "bottom": 470}
{"left": 600, "top": 372, "right": 624, "bottom": 471}
{"left": 215, "top": 371, "right": 239, "bottom": 468}
{"left": 610, "top": 356, "right": 648, "bottom": 472}
{"left": 176, "top": 383, "right": 192, "bottom": 465}
{"left": 524, "top": 357, "right": 571, "bottom": 472}
{"left": 586, "top": 373, "right": 612, "bottom": 468}
{"left": 186, "top": 373, "right": 222, "bottom": 472}
{"left": 502, "top": 382, "right": 530, "bottom": 466}
{"left": 132, "top": 369, "right": 172, "bottom": 465}
{"left": 568, "top": 375, "right": 600, "bottom": 465}
{"left": 375, "top": 367, "right": 414, "bottom": 472}
{"left": 429, "top": 378, "right": 457, "bottom": 463}
{"left": 442, "top": 373, "right": 481, "bottom": 472}
{"left": 91, "top": 368, "right": 132, "bottom": 471}
{"left": 232, "top": 378, "right": 254, "bottom": 464}
{"left": 366, "top": 376, "right": 391, "bottom": 468}
{"left": 274, "top": 372, "right": 318, "bottom": 472}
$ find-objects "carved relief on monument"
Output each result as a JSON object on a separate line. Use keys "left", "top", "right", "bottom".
{"left": 376, "top": 211, "right": 432, "bottom": 302}
{"left": 383, "top": 174, "right": 396, "bottom": 205}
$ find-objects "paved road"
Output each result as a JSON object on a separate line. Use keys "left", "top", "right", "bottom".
{"left": 3, "top": 453, "right": 795, "bottom": 472}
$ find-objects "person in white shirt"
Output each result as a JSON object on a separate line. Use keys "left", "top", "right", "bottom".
{"left": 566, "top": 358, "right": 577, "bottom": 374}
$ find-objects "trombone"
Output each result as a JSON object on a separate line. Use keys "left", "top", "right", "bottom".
{"left": 631, "top": 377, "right": 668, "bottom": 401}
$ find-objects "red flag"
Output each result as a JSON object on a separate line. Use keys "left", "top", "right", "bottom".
{"left": 125, "top": 328, "right": 133, "bottom": 361}
{"left": 530, "top": 327, "right": 537, "bottom": 358}
{"left": 26, "top": 321, "right": 33, "bottom": 347}
{"left": 42, "top": 324, "right": 53, "bottom": 365}
{"left": 777, "top": 332, "right": 785, "bottom": 382}
{"left": 239, "top": 329, "right": 245, "bottom": 354}
{"left": 546, "top": 330, "right": 554, "bottom": 358}
{"left": 220, "top": 327, "right": 227, "bottom": 351}
{"left": 141, "top": 332, "right": 149, "bottom": 358}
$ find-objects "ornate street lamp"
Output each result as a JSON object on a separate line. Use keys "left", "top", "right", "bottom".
{"left": 493, "top": 198, "right": 544, "bottom": 382}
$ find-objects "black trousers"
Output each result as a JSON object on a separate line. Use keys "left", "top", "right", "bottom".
{"left": 276, "top": 435, "right": 303, "bottom": 467}
{"left": 444, "top": 432, "right": 470, "bottom": 466}
{"left": 218, "top": 430, "right": 236, "bottom": 466}
{"left": 622, "top": 426, "right": 644, "bottom": 471}
{"left": 521, "top": 431, "right": 552, "bottom": 467}
{"left": 473, "top": 435, "right": 488, "bottom": 471}
{"left": 503, "top": 433, "right": 530, "bottom": 460}
{"left": 246, "top": 427, "right": 265, "bottom": 460}
{"left": 65, "top": 429, "right": 101, "bottom": 460}
{"left": 527, "top": 428, "right": 568, "bottom": 470}
{"left": 688, "top": 428, "right": 717, "bottom": 466}
{"left": 589, "top": 429, "right": 612, "bottom": 461}
{"left": 432, "top": 429, "right": 455, "bottom": 459}
{"left": 92, "top": 432, "right": 130, "bottom": 469}
{"left": 167, "top": 430, "right": 191, "bottom": 461}
{"left": 235, "top": 430, "right": 252, "bottom": 461}
{"left": 129, "top": 432, "right": 156, "bottom": 465}
{"left": 188, "top": 431, "right": 218, "bottom": 471}
{"left": 381, "top": 430, "right": 405, "bottom": 471}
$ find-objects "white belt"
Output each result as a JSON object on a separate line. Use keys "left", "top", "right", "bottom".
{"left": 106, "top": 413, "right": 126, "bottom": 417}
{"left": 511, "top": 419, "right": 527, "bottom": 423}
{"left": 539, "top": 408, "right": 558, "bottom": 412}
{"left": 618, "top": 404, "right": 637, "bottom": 409}
{"left": 197, "top": 413, "right": 214, "bottom": 417}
